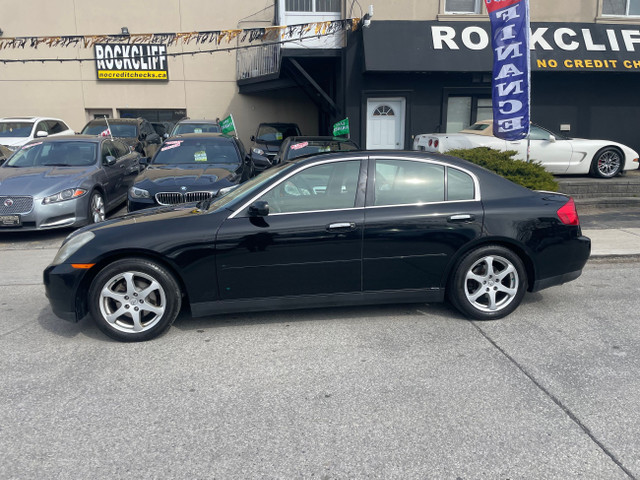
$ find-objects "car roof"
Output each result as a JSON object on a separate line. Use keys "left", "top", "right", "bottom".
{"left": 23, "top": 134, "right": 103, "bottom": 144}
{"left": 84, "top": 118, "right": 142, "bottom": 125}
{"left": 175, "top": 119, "right": 219, "bottom": 124}
{"left": 166, "top": 132, "right": 234, "bottom": 141}
{"left": 0, "top": 116, "right": 65, "bottom": 123}
{"left": 258, "top": 122, "right": 299, "bottom": 127}
{"left": 286, "top": 136, "right": 356, "bottom": 143}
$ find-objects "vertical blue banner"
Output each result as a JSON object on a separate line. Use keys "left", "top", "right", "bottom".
{"left": 485, "top": 0, "right": 530, "bottom": 140}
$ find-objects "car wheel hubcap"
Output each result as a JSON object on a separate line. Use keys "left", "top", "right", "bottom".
{"left": 464, "top": 255, "right": 519, "bottom": 313}
{"left": 99, "top": 271, "right": 166, "bottom": 334}
{"left": 598, "top": 151, "right": 620, "bottom": 177}
{"left": 91, "top": 194, "right": 105, "bottom": 223}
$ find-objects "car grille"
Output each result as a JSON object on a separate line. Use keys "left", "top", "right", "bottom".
{"left": 0, "top": 196, "right": 33, "bottom": 215}
{"left": 155, "top": 191, "right": 213, "bottom": 205}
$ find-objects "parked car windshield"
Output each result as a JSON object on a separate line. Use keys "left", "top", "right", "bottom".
{"left": 5, "top": 141, "right": 97, "bottom": 168}
{"left": 153, "top": 139, "right": 240, "bottom": 165}
{"left": 82, "top": 123, "right": 138, "bottom": 138}
{"left": 285, "top": 140, "right": 358, "bottom": 161}
{"left": 0, "top": 122, "right": 34, "bottom": 138}
{"left": 256, "top": 124, "right": 300, "bottom": 144}
{"left": 172, "top": 123, "right": 221, "bottom": 135}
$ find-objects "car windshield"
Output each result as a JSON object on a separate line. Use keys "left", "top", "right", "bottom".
{"left": 172, "top": 123, "right": 221, "bottom": 135}
{"left": 0, "top": 122, "right": 34, "bottom": 138}
{"left": 82, "top": 123, "right": 138, "bottom": 137}
{"left": 285, "top": 140, "right": 358, "bottom": 161}
{"left": 153, "top": 138, "right": 240, "bottom": 165}
{"left": 5, "top": 141, "right": 97, "bottom": 167}
{"left": 256, "top": 125, "right": 300, "bottom": 144}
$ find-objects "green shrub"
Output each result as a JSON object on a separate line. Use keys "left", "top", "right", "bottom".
{"left": 446, "top": 147, "right": 558, "bottom": 192}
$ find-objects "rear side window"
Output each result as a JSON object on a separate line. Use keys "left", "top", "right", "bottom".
{"left": 447, "top": 168, "right": 475, "bottom": 201}
{"left": 374, "top": 160, "right": 445, "bottom": 206}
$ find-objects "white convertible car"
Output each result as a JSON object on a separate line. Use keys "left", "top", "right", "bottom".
{"left": 413, "top": 120, "right": 639, "bottom": 178}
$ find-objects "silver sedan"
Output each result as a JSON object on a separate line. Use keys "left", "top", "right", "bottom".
{"left": 0, "top": 135, "right": 140, "bottom": 230}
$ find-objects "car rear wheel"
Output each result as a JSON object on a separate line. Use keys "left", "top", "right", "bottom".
{"left": 88, "top": 258, "right": 182, "bottom": 342}
{"left": 591, "top": 147, "right": 622, "bottom": 178}
{"left": 448, "top": 245, "right": 526, "bottom": 321}
{"left": 89, "top": 191, "right": 105, "bottom": 224}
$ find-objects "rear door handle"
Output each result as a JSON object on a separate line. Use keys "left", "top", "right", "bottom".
{"left": 327, "top": 222, "right": 356, "bottom": 231}
{"left": 447, "top": 214, "right": 475, "bottom": 223}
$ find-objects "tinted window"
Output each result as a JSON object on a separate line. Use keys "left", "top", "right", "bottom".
{"left": 259, "top": 160, "right": 361, "bottom": 214}
{"left": 173, "top": 123, "right": 221, "bottom": 135}
{"left": 6, "top": 141, "right": 96, "bottom": 167}
{"left": 113, "top": 140, "right": 130, "bottom": 158}
{"left": 374, "top": 160, "right": 445, "bottom": 206}
{"left": 0, "top": 122, "right": 34, "bottom": 137}
{"left": 153, "top": 138, "right": 241, "bottom": 165}
{"left": 256, "top": 124, "right": 300, "bottom": 144}
{"left": 102, "top": 140, "right": 118, "bottom": 161}
{"left": 46, "top": 120, "right": 69, "bottom": 134}
{"left": 448, "top": 168, "right": 475, "bottom": 201}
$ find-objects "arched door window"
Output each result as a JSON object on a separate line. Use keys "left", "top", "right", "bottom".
{"left": 373, "top": 105, "right": 395, "bottom": 117}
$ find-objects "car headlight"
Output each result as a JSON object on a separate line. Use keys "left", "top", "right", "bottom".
{"left": 252, "top": 147, "right": 265, "bottom": 156}
{"left": 42, "top": 188, "right": 87, "bottom": 204}
{"left": 130, "top": 186, "right": 150, "bottom": 199}
{"left": 50, "top": 231, "right": 95, "bottom": 266}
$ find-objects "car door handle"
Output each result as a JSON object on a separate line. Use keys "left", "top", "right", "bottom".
{"left": 327, "top": 222, "right": 356, "bottom": 231}
{"left": 447, "top": 214, "right": 475, "bottom": 223}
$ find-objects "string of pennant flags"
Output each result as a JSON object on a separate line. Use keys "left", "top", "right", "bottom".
{"left": 0, "top": 18, "right": 360, "bottom": 51}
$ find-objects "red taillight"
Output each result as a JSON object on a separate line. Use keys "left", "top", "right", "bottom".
{"left": 434, "top": 139, "right": 439, "bottom": 148}
{"left": 557, "top": 198, "right": 580, "bottom": 225}
{"left": 428, "top": 139, "right": 433, "bottom": 147}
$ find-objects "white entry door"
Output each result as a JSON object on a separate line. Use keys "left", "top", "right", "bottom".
{"left": 366, "top": 98, "right": 406, "bottom": 150}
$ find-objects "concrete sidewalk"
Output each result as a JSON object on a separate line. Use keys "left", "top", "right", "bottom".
{"left": 582, "top": 228, "right": 640, "bottom": 257}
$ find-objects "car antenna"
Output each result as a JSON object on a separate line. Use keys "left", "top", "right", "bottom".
{"left": 103, "top": 115, "right": 114, "bottom": 141}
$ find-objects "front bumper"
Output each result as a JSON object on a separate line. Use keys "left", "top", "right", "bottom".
{"left": 43, "top": 263, "right": 91, "bottom": 322}
{"left": 0, "top": 195, "right": 89, "bottom": 231}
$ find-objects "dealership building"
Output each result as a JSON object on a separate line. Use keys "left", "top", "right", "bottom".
{"left": 2, "top": 0, "right": 640, "bottom": 153}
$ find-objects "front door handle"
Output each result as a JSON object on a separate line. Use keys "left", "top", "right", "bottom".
{"left": 447, "top": 214, "right": 475, "bottom": 223}
{"left": 327, "top": 222, "right": 356, "bottom": 231}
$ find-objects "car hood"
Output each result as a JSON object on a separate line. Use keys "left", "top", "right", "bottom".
{"left": 0, "top": 137, "right": 29, "bottom": 148}
{"left": 0, "top": 165, "right": 95, "bottom": 196}
{"left": 135, "top": 164, "right": 237, "bottom": 190}
{"left": 254, "top": 142, "right": 281, "bottom": 154}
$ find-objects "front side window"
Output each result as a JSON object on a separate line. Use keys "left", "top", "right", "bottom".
{"left": 603, "top": 0, "right": 640, "bottom": 15}
{"left": 445, "top": 0, "right": 481, "bottom": 14}
{"left": 258, "top": 160, "right": 360, "bottom": 214}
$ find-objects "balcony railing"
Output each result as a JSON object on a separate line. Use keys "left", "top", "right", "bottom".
{"left": 236, "top": 43, "right": 281, "bottom": 81}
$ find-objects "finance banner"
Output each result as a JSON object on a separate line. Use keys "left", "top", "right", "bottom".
{"left": 484, "top": 0, "right": 530, "bottom": 140}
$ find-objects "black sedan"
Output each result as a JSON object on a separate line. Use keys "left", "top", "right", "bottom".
{"left": 44, "top": 151, "right": 591, "bottom": 342}
{"left": 127, "top": 133, "right": 252, "bottom": 212}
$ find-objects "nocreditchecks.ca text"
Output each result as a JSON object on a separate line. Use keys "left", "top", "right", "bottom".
{"left": 97, "top": 70, "right": 167, "bottom": 80}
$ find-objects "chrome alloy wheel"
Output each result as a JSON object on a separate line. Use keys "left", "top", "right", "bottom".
{"left": 596, "top": 149, "right": 621, "bottom": 177}
{"left": 90, "top": 193, "right": 105, "bottom": 223}
{"left": 463, "top": 255, "right": 519, "bottom": 313}
{"left": 98, "top": 271, "right": 167, "bottom": 334}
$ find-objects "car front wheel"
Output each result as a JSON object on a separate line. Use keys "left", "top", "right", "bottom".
{"left": 591, "top": 147, "right": 622, "bottom": 178}
{"left": 88, "top": 258, "right": 182, "bottom": 341}
{"left": 448, "top": 245, "right": 526, "bottom": 321}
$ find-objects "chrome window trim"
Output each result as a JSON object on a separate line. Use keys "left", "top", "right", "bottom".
{"left": 369, "top": 154, "right": 482, "bottom": 203}
{"left": 228, "top": 156, "right": 368, "bottom": 219}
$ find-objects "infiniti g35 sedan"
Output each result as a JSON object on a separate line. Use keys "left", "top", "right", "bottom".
{"left": 44, "top": 151, "right": 591, "bottom": 342}
{"left": 0, "top": 136, "right": 140, "bottom": 230}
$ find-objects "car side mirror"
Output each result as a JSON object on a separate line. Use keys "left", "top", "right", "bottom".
{"left": 147, "top": 133, "right": 161, "bottom": 143}
{"left": 104, "top": 155, "right": 117, "bottom": 166}
{"left": 36, "top": 130, "right": 49, "bottom": 138}
{"left": 248, "top": 201, "right": 269, "bottom": 217}
{"left": 0, "top": 158, "right": 5, "bottom": 166}
{"left": 548, "top": 135, "right": 556, "bottom": 143}
{"left": 252, "top": 154, "right": 272, "bottom": 169}
{"left": 250, "top": 135, "right": 256, "bottom": 142}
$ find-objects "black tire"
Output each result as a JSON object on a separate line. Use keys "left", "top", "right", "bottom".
{"left": 88, "top": 258, "right": 182, "bottom": 342}
{"left": 88, "top": 191, "right": 106, "bottom": 224}
{"left": 448, "top": 245, "right": 527, "bottom": 321}
{"left": 591, "top": 147, "right": 622, "bottom": 178}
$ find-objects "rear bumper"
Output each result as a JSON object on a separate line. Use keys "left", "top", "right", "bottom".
{"left": 530, "top": 235, "right": 591, "bottom": 292}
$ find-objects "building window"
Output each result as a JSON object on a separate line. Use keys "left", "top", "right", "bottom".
{"left": 286, "top": 0, "right": 341, "bottom": 12}
{"left": 373, "top": 105, "right": 395, "bottom": 116}
{"left": 445, "top": 0, "right": 481, "bottom": 14}
{"left": 445, "top": 95, "right": 491, "bottom": 132}
{"left": 603, "top": 0, "right": 640, "bottom": 15}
